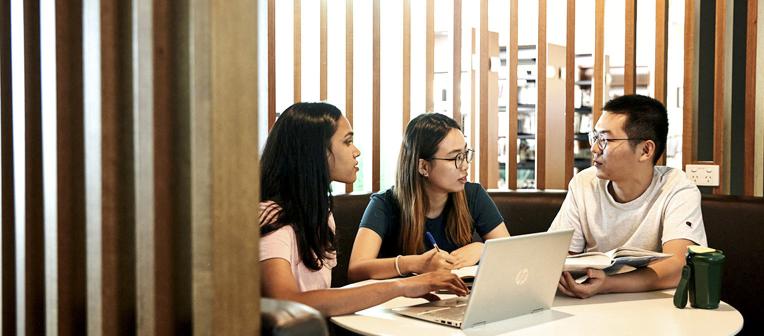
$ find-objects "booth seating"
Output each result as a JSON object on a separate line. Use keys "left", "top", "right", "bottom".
{"left": 332, "top": 191, "right": 764, "bottom": 334}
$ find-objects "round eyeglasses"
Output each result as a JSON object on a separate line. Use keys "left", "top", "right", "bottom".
{"left": 588, "top": 131, "right": 647, "bottom": 151}
{"left": 429, "top": 149, "right": 474, "bottom": 169}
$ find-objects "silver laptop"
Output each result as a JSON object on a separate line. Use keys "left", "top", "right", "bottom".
{"left": 392, "top": 229, "right": 574, "bottom": 329}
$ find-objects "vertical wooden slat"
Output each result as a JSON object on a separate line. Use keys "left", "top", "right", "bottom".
{"left": 470, "top": 28, "right": 476, "bottom": 180}
{"left": 537, "top": 0, "right": 547, "bottom": 190}
{"left": 294, "top": 0, "right": 301, "bottom": 102}
{"left": 372, "top": 0, "right": 380, "bottom": 192}
{"left": 345, "top": 0, "right": 354, "bottom": 193}
{"left": 452, "top": 0, "right": 462, "bottom": 127}
{"left": 564, "top": 0, "right": 575, "bottom": 185}
{"left": 84, "top": 0, "right": 136, "bottom": 333}
{"left": 190, "top": 0, "right": 260, "bottom": 333}
{"left": 744, "top": 0, "right": 758, "bottom": 196}
{"left": 655, "top": 0, "right": 668, "bottom": 166}
{"left": 655, "top": 0, "right": 668, "bottom": 104}
{"left": 41, "top": 0, "right": 87, "bottom": 334}
{"left": 593, "top": 0, "right": 605, "bottom": 123}
{"left": 0, "top": 0, "right": 17, "bottom": 333}
{"left": 320, "top": 0, "right": 327, "bottom": 101}
{"left": 11, "top": 0, "right": 46, "bottom": 333}
{"left": 478, "top": 0, "right": 488, "bottom": 187}
{"left": 624, "top": 0, "right": 637, "bottom": 95}
{"left": 507, "top": 0, "right": 518, "bottom": 189}
{"left": 425, "top": 0, "right": 434, "bottom": 113}
{"left": 713, "top": 0, "right": 729, "bottom": 194}
{"left": 682, "top": 0, "right": 697, "bottom": 169}
{"left": 403, "top": 0, "right": 410, "bottom": 132}
{"left": 267, "top": 0, "right": 276, "bottom": 129}
{"left": 536, "top": 0, "right": 547, "bottom": 189}
{"left": 134, "top": 0, "right": 176, "bottom": 333}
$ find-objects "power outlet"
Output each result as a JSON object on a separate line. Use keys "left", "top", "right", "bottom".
{"left": 685, "top": 164, "right": 720, "bottom": 187}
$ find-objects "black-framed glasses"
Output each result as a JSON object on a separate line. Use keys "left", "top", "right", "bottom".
{"left": 588, "top": 131, "right": 646, "bottom": 151}
{"left": 430, "top": 149, "right": 474, "bottom": 169}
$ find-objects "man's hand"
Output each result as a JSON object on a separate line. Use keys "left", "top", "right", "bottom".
{"left": 557, "top": 269, "right": 608, "bottom": 299}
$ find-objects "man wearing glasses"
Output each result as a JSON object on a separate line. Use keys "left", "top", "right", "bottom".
{"left": 549, "top": 94, "right": 707, "bottom": 299}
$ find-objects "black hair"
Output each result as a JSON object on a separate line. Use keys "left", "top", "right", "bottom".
{"left": 260, "top": 102, "right": 341, "bottom": 271}
{"left": 602, "top": 94, "right": 668, "bottom": 165}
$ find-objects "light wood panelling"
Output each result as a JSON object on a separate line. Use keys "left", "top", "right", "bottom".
{"left": 0, "top": 0, "right": 17, "bottom": 333}
{"left": 537, "top": 0, "right": 547, "bottom": 190}
{"left": 508, "top": 0, "right": 518, "bottom": 190}
{"left": 190, "top": 0, "right": 261, "bottom": 333}
{"left": 15, "top": 1, "right": 46, "bottom": 333}
{"left": 44, "top": 1, "right": 87, "bottom": 333}
{"left": 682, "top": 0, "right": 698, "bottom": 169}
{"left": 83, "top": 0, "right": 136, "bottom": 333}
{"left": 345, "top": 0, "right": 353, "bottom": 126}
{"left": 655, "top": 0, "right": 668, "bottom": 166}
{"left": 345, "top": 0, "right": 354, "bottom": 193}
{"left": 565, "top": 0, "right": 575, "bottom": 185}
{"left": 593, "top": 0, "right": 605, "bottom": 123}
{"left": 268, "top": 0, "right": 276, "bottom": 129}
{"left": 624, "top": 0, "right": 637, "bottom": 95}
{"left": 426, "top": 0, "right": 434, "bottom": 112}
{"left": 453, "top": 0, "right": 462, "bottom": 127}
{"left": 403, "top": 0, "right": 410, "bottom": 132}
{"left": 470, "top": 28, "right": 476, "bottom": 180}
{"left": 372, "top": 0, "right": 380, "bottom": 191}
{"left": 655, "top": 0, "right": 668, "bottom": 105}
{"left": 294, "top": 0, "right": 301, "bottom": 102}
{"left": 713, "top": 0, "right": 730, "bottom": 194}
{"left": 744, "top": 0, "right": 758, "bottom": 196}
{"left": 478, "top": 0, "right": 488, "bottom": 187}
{"left": 320, "top": 0, "right": 327, "bottom": 100}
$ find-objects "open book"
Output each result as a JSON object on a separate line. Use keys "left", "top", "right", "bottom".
{"left": 564, "top": 247, "right": 671, "bottom": 273}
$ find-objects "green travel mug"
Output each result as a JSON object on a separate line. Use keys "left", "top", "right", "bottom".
{"left": 674, "top": 246, "right": 725, "bottom": 309}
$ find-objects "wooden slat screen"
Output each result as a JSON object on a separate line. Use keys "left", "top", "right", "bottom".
{"left": 268, "top": 0, "right": 276, "bottom": 129}
{"left": 624, "top": 0, "right": 637, "bottom": 95}
{"left": 507, "top": 0, "right": 518, "bottom": 190}
{"left": 1, "top": 1, "right": 260, "bottom": 334}
{"left": 403, "top": 0, "right": 410, "bottom": 132}
{"left": 372, "top": 0, "right": 380, "bottom": 192}
{"left": 682, "top": 0, "right": 698, "bottom": 169}
{"left": 294, "top": 0, "right": 301, "bottom": 102}
{"left": 0, "top": 0, "right": 17, "bottom": 333}
{"left": 564, "top": 0, "right": 575, "bottom": 185}
{"left": 453, "top": 0, "right": 462, "bottom": 127}
{"left": 536, "top": 0, "right": 547, "bottom": 190}
{"left": 346, "top": 0, "right": 354, "bottom": 193}
{"left": 478, "top": 0, "right": 488, "bottom": 187}
{"left": 744, "top": 0, "right": 758, "bottom": 196}
{"left": 593, "top": 0, "right": 605, "bottom": 123}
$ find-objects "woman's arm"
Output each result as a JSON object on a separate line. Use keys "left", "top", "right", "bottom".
{"left": 262, "top": 258, "right": 468, "bottom": 316}
{"left": 348, "top": 228, "right": 455, "bottom": 282}
{"left": 450, "top": 223, "right": 510, "bottom": 268}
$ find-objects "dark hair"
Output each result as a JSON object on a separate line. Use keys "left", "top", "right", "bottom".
{"left": 602, "top": 94, "right": 668, "bottom": 165}
{"left": 260, "top": 102, "right": 341, "bottom": 271}
{"left": 395, "top": 113, "right": 473, "bottom": 254}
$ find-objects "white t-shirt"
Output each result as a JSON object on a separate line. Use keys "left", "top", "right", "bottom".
{"left": 548, "top": 166, "right": 708, "bottom": 253}
{"left": 259, "top": 215, "right": 337, "bottom": 291}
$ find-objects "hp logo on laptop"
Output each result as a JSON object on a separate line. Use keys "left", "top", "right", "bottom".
{"left": 515, "top": 268, "right": 529, "bottom": 285}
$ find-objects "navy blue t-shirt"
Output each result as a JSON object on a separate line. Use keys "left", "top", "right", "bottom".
{"left": 359, "top": 182, "right": 505, "bottom": 257}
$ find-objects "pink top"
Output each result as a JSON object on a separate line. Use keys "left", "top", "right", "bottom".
{"left": 259, "top": 215, "right": 337, "bottom": 291}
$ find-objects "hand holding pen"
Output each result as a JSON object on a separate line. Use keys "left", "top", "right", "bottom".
{"left": 416, "top": 231, "right": 455, "bottom": 273}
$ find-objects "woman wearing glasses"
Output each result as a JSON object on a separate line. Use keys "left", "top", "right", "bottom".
{"left": 348, "top": 113, "right": 510, "bottom": 282}
{"left": 260, "top": 103, "right": 468, "bottom": 316}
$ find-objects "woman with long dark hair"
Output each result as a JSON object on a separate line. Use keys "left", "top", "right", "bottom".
{"left": 260, "top": 103, "right": 468, "bottom": 316}
{"left": 348, "top": 113, "right": 510, "bottom": 281}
